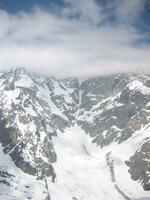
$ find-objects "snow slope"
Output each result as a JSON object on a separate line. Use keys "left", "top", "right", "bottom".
{"left": 48, "top": 126, "right": 150, "bottom": 200}
{"left": 0, "top": 144, "right": 50, "bottom": 200}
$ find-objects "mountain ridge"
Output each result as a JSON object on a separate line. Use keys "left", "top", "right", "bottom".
{"left": 0, "top": 68, "right": 150, "bottom": 199}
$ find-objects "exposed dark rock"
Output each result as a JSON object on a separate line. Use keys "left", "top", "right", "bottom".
{"left": 126, "top": 140, "right": 150, "bottom": 191}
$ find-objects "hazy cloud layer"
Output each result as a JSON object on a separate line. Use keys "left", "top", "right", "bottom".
{"left": 0, "top": 0, "right": 149, "bottom": 77}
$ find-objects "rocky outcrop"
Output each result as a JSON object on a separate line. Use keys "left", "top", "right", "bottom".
{"left": 126, "top": 140, "right": 150, "bottom": 191}
{"left": 78, "top": 75, "right": 150, "bottom": 148}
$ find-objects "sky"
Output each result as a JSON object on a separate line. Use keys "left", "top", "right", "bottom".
{"left": 0, "top": 0, "right": 150, "bottom": 77}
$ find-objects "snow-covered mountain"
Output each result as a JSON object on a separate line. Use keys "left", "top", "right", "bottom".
{"left": 0, "top": 68, "right": 150, "bottom": 200}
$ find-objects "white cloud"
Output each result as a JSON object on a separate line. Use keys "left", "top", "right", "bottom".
{"left": 0, "top": 0, "right": 149, "bottom": 77}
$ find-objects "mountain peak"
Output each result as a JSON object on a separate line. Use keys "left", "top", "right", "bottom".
{"left": 10, "top": 66, "right": 27, "bottom": 74}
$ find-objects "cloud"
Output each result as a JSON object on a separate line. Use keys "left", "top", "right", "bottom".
{"left": 114, "top": 0, "right": 146, "bottom": 23}
{"left": 63, "top": 0, "right": 103, "bottom": 24}
{"left": 0, "top": 0, "right": 149, "bottom": 77}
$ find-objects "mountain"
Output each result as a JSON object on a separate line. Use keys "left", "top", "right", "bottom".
{"left": 0, "top": 68, "right": 150, "bottom": 200}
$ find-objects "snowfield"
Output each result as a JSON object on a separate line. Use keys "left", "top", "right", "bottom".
{"left": 47, "top": 126, "right": 150, "bottom": 200}
{"left": 0, "top": 125, "right": 150, "bottom": 200}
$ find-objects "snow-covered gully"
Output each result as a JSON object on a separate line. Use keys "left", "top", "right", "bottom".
{"left": 47, "top": 126, "right": 150, "bottom": 200}
{"left": 47, "top": 127, "right": 124, "bottom": 199}
{"left": 106, "top": 152, "right": 131, "bottom": 200}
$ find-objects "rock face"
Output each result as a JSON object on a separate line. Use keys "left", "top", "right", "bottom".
{"left": 78, "top": 75, "right": 150, "bottom": 146}
{"left": 126, "top": 140, "right": 150, "bottom": 191}
{"left": 0, "top": 68, "right": 150, "bottom": 194}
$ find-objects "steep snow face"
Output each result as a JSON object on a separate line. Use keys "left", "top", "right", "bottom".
{"left": 0, "top": 68, "right": 79, "bottom": 179}
{"left": 49, "top": 126, "right": 150, "bottom": 200}
{"left": 0, "top": 68, "right": 150, "bottom": 199}
{"left": 50, "top": 126, "right": 121, "bottom": 200}
{"left": 0, "top": 69, "right": 57, "bottom": 178}
{"left": 0, "top": 144, "right": 51, "bottom": 200}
